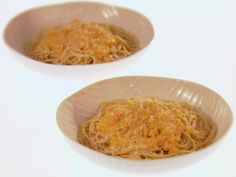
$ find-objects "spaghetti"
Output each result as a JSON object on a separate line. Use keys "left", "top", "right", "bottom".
{"left": 26, "top": 21, "right": 139, "bottom": 65}
{"left": 79, "top": 97, "right": 217, "bottom": 160}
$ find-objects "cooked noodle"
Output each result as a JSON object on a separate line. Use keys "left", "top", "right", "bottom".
{"left": 26, "top": 21, "right": 139, "bottom": 65}
{"left": 79, "top": 97, "right": 217, "bottom": 160}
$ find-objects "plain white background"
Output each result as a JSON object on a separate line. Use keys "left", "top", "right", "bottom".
{"left": 0, "top": 0, "right": 236, "bottom": 176}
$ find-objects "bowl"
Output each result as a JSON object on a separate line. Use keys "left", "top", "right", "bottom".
{"left": 56, "top": 76, "right": 233, "bottom": 174}
{"left": 4, "top": 2, "right": 154, "bottom": 79}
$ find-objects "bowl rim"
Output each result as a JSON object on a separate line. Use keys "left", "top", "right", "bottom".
{"left": 3, "top": 1, "right": 155, "bottom": 68}
{"left": 56, "top": 75, "right": 234, "bottom": 162}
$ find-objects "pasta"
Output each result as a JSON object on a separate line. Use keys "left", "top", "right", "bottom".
{"left": 79, "top": 97, "right": 217, "bottom": 160}
{"left": 26, "top": 21, "right": 139, "bottom": 65}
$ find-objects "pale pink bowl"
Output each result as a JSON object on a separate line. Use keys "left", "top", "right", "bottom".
{"left": 56, "top": 76, "right": 233, "bottom": 174}
{"left": 4, "top": 2, "right": 154, "bottom": 79}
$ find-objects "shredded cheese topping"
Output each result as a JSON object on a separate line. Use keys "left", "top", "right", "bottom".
{"left": 79, "top": 97, "right": 217, "bottom": 160}
{"left": 26, "top": 21, "right": 139, "bottom": 65}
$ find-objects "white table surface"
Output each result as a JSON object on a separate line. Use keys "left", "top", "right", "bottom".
{"left": 0, "top": 0, "right": 236, "bottom": 177}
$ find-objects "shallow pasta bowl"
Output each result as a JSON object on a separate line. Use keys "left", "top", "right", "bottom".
{"left": 56, "top": 76, "right": 233, "bottom": 174}
{"left": 4, "top": 2, "right": 154, "bottom": 79}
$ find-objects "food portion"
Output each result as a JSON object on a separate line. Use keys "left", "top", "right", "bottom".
{"left": 26, "top": 20, "right": 139, "bottom": 65}
{"left": 79, "top": 97, "right": 217, "bottom": 160}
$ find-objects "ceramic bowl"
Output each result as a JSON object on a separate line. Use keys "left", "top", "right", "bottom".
{"left": 4, "top": 2, "right": 154, "bottom": 79}
{"left": 56, "top": 76, "right": 233, "bottom": 174}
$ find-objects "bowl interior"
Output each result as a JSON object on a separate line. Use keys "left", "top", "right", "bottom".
{"left": 4, "top": 2, "right": 154, "bottom": 57}
{"left": 57, "top": 76, "right": 233, "bottom": 147}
